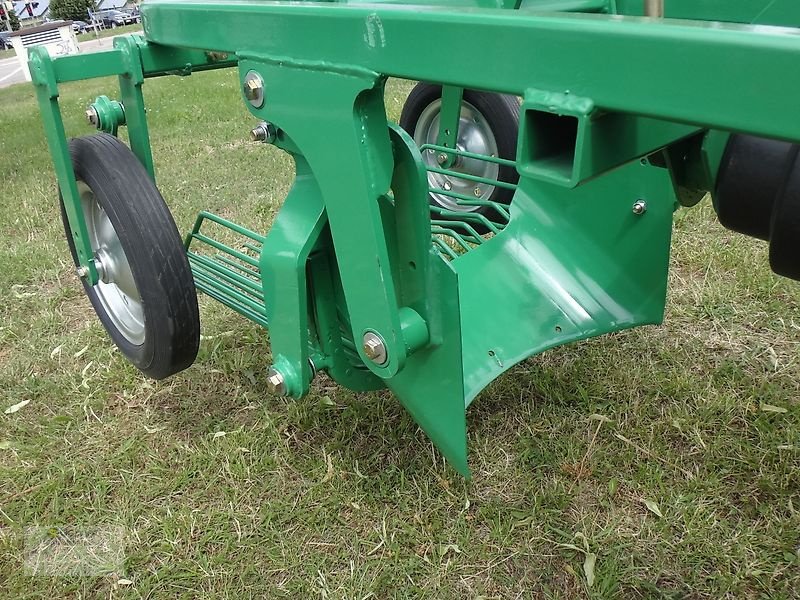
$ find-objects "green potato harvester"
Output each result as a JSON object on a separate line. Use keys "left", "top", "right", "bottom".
{"left": 30, "top": 0, "right": 800, "bottom": 477}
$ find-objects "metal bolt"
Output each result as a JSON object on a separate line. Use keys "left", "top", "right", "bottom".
{"left": 266, "top": 366, "right": 287, "bottom": 396}
{"left": 443, "top": 181, "right": 452, "bottom": 191}
{"left": 632, "top": 199, "right": 647, "bottom": 215}
{"left": 473, "top": 187, "right": 482, "bottom": 196}
{"left": 644, "top": 0, "right": 664, "bottom": 18}
{"left": 86, "top": 106, "right": 99, "bottom": 128}
{"left": 243, "top": 71, "right": 264, "bottom": 108}
{"left": 76, "top": 265, "right": 90, "bottom": 278}
{"left": 362, "top": 332, "right": 387, "bottom": 366}
{"left": 437, "top": 153, "right": 448, "bottom": 165}
{"left": 250, "top": 121, "right": 277, "bottom": 144}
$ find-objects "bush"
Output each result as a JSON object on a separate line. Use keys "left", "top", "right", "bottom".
{"left": 50, "top": 0, "right": 97, "bottom": 22}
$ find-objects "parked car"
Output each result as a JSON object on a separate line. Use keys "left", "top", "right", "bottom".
{"left": 96, "top": 9, "right": 137, "bottom": 28}
{"left": 41, "top": 19, "right": 89, "bottom": 34}
{"left": 0, "top": 31, "right": 12, "bottom": 50}
{"left": 120, "top": 7, "right": 141, "bottom": 23}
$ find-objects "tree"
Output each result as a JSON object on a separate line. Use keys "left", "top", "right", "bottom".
{"left": 0, "top": 8, "right": 21, "bottom": 31}
{"left": 50, "top": 0, "right": 96, "bottom": 22}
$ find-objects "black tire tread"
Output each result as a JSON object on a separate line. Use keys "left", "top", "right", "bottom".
{"left": 61, "top": 133, "right": 199, "bottom": 379}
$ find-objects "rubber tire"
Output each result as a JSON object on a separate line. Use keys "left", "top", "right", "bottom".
{"left": 60, "top": 133, "right": 200, "bottom": 380}
{"left": 714, "top": 135, "right": 796, "bottom": 241}
{"left": 769, "top": 146, "right": 800, "bottom": 280}
{"left": 399, "top": 83, "right": 520, "bottom": 222}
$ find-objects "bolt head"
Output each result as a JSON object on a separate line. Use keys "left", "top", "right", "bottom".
{"left": 76, "top": 265, "right": 89, "bottom": 279}
{"left": 473, "top": 187, "right": 482, "bottom": 197}
{"left": 266, "top": 367, "right": 287, "bottom": 396}
{"left": 243, "top": 71, "right": 265, "bottom": 107}
{"left": 632, "top": 200, "right": 647, "bottom": 215}
{"left": 437, "top": 153, "right": 448, "bottom": 165}
{"left": 362, "top": 332, "right": 387, "bottom": 366}
{"left": 443, "top": 181, "right": 452, "bottom": 191}
{"left": 244, "top": 78, "right": 261, "bottom": 99}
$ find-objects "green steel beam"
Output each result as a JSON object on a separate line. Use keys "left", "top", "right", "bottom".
{"left": 51, "top": 50, "right": 126, "bottom": 82}
{"left": 142, "top": 1, "right": 800, "bottom": 143}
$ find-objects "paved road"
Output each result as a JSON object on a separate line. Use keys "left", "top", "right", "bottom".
{"left": 0, "top": 33, "right": 141, "bottom": 89}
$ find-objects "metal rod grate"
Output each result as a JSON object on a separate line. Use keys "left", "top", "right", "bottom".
{"left": 420, "top": 143, "right": 515, "bottom": 260}
{"left": 185, "top": 211, "right": 269, "bottom": 327}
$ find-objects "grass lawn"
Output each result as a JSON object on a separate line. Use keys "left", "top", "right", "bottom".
{"left": 0, "top": 67, "right": 798, "bottom": 599}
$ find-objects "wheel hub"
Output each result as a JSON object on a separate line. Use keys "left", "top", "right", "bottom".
{"left": 78, "top": 181, "right": 146, "bottom": 345}
{"left": 413, "top": 99, "right": 500, "bottom": 213}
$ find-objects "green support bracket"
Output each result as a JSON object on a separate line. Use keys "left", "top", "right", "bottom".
{"left": 238, "top": 56, "right": 424, "bottom": 379}
{"left": 260, "top": 155, "right": 329, "bottom": 398}
{"left": 436, "top": 85, "right": 463, "bottom": 169}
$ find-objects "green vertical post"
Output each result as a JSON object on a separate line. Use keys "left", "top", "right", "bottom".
{"left": 115, "top": 36, "right": 156, "bottom": 180}
{"left": 437, "top": 85, "right": 463, "bottom": 168}
{"left": 27, "top": 48, "right": 99, "bottom": 285}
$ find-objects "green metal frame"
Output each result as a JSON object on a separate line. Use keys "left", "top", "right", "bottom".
{"left": 29, "top": 0, "right": 800, "bottom": 477}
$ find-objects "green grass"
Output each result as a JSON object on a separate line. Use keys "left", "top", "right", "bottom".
{"left": 0, "top": 70, "right": 799, "bottom": 599}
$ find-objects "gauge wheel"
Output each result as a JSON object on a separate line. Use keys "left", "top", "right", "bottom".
{"left": 399, "top": 83, "right": 520, "bottom": 226}
{"left": 60, "top": 133, "right": 200, "bottom": 380}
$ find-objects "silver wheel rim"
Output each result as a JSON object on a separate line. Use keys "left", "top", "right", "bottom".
{"left": 79, "top": 181, "right": 145, "bottom": 345}
{"left": 413, "top": 99, "right": 500, "bottom": 213}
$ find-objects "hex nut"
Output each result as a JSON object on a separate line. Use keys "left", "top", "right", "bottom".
{"left": 266, "top": 367, "right": 287, "bottom": 396}
{"left": 250, "top": 122, "right": 277, "bottom": 144}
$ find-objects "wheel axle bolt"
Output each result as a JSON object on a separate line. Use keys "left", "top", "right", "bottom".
{"left": 362, "top": 332, "right": 388, "bottom": 366}
{"left": 266, "top": 366, "right": 287, "bottom": 396}
{"left": 437, "top": 153, "right": 448, "bottom": 165}
{"left": 632, "top": 199, "right": 647, "bottom": 215}
{"left": 85, "top": 106, "right": 99, "bottom": 129}
{"left": 250, "top": 121, "right": 277, "bottom": 144}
